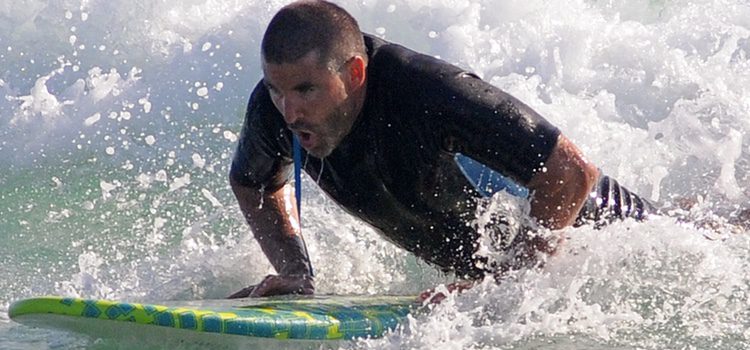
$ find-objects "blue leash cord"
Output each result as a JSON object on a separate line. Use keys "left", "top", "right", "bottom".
{"left": 293, "top": 136, "right": 314, "bottom": 277}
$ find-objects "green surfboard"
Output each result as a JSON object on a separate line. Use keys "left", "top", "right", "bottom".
{"left": 9, "top": 295, "right": 421, "bottom": 347}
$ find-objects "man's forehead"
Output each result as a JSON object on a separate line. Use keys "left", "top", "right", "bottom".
{"left": 262, "top": 50, "right": 327, "bottom": 70}
{"left": 262, "top": 52, "right": 336, "bottom": 86}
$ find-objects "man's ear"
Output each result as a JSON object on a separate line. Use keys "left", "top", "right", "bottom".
{"left": 347, "top": 56, "right": 366, "bottom": 89}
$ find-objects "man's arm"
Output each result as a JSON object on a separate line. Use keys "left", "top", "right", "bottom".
{"left": 228, "top": 176, "right": 314, "bottom": 298}
{"left": 527, "top": 135, "right": 599, "bottom": 230}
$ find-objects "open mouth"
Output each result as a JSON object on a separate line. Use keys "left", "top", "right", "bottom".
{"left": 293, "top": 130, "right": 316, "bottom": 150}
{"left": 298, "top": 131, "right": 312, "bottom": 143}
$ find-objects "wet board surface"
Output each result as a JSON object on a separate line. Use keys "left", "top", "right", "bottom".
{"left": 9, "top": 295, "right": 420, "bottom": 345}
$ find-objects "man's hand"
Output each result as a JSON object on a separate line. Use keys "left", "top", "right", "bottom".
{"left": 227, "top": 274, "right": 315, "bottom": 299}
{"left": 417, "top": 279, "right": 477, "bottom": 304}
{"left": 228, "top": 180, "right": 315, "bottom": 299}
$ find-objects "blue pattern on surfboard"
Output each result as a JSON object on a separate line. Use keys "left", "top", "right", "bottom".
{"left": 9, "top": 295, "right": 419, "bottom": 340}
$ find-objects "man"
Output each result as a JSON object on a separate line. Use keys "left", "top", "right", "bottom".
{"left": 227, "top": 0, "right": 653, "bottom": 299}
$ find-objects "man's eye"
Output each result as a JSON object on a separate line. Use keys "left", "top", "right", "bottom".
{"left": 297, "top": 84, "right": 316, "bottom": 94}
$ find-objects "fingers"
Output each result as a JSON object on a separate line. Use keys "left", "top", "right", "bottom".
{"left": 228, "top": 275, "right": 315, "bottom": 299}
{"left": 418, "top": 290, "right": 447, "bottom": 304}
{"left": 248, "top": 274, "right": 315, "bottom": 298}
{"left": 227, "top": 285, "right": 257, "bottom": 299}
{"left": 417, "top": 280, "right": 478, "bottom": 304}
{"left": 250, "top": 275, "right": 314, "bottom": 297}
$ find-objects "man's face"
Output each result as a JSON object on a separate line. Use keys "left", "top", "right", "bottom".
{"left": 262, "top": 51, "right": 355, "bottom": 158}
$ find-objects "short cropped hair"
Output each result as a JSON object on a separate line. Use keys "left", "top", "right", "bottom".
{"left": 262, "top": 1, "right": 367, "bottom": 69}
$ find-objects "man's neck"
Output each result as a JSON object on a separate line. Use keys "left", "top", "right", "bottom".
{"left": 345, "top": 76, "right": 368, "bottom": 131}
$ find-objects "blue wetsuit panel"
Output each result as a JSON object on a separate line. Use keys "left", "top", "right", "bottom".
{"left": 455, "top": 154, "right": 529, "bottom": 198}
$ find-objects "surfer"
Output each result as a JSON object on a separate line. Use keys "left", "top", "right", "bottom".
{"left": 227, "top": 0, "right": 654, "bottom": 299}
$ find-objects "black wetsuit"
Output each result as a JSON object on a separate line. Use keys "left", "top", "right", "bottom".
{"left": 231, "top": 34, "right": 653, "bottom": 279}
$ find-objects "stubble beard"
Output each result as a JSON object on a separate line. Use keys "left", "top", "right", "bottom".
{"left": 307, "top": 107, "right": 355, "bottom": 159}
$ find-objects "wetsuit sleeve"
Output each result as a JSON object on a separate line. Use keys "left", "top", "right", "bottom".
{"left": 576, "top": 173, "right": 656, "bottom": 225}
{"left": 388, "top": 50, "right": 560, "bottom": 185}
{"left": 229, "top": 81, "right": 293, "bottom": 191}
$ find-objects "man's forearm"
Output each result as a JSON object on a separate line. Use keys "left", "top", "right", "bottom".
{"left": 527, "top": 135, "right": 599, "bottom": 230}
{"left": 230, "top": 179, "right": 312, "bottom": 276}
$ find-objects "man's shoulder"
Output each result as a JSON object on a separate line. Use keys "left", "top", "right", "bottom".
{"left": 363, "top": 34, "right": 438, "bottom": 71}
{"left": 363, "top": 33, "right": 466, "bottom": 83}
{"left": 363, "top": 33, "right": 413, "bottom": 68}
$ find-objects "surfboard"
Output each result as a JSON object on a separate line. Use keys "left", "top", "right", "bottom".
{"left": 9, "top": 295, "right": 420, "bottom": 347}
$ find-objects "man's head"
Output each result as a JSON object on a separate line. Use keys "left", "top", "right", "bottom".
{"left": 261, "top": 0, "right": 368, "bottom": 158}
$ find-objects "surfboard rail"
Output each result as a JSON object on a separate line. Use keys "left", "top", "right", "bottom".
{"left": 9, "top": 295, "right": 420, "bottom": 341}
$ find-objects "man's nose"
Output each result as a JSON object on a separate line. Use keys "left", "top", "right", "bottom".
{"left": 281, "top": 96, "right": 303, "bottom": 125}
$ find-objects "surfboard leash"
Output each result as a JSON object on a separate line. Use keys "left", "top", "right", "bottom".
{"left": 293, "top": 136, "right": 315, "bottom": 277}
